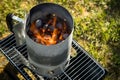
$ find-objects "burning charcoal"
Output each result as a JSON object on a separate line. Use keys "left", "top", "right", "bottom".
{"left": 35, "top": 19, "right": 42, "bottom": 28}
{"left": 56, "top": 22, "right": 62, "bottom": 30}
{"left": 52, "top": 14, "right": 57, "bottom": 27}
{"left": 43, "top": 19, "right": 53, "bottom": 29}
{"left": 48, "top": 25, "right": 55, "bottom": 32}
{"left": 59, "top": 34, "right": 63, "bottom": 40}
{"left": 43, "top": 24, "right": 49, "bottom": 29}
{"left": 40, "top": 41, "right": 45, "bottom": 45}
{"left": 63, "top": 19, "right": 67, "bottom": 21}
{"left": 44, "top": 35, "right": 51, "bottom": 40}
{"left": 52, "top": 14, "right": 56, "bottom": 17}
{"left": 63, "top": 33, "right": 69, "bottom": 39}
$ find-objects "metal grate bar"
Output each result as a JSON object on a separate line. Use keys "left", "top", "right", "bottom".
{"left": 0, "top": 34, "right": 106, "bottom": 80}
{"left": 18, "top": 47, "right": 27, "bottom": 54}
{"left": 72, "top": 44, "right": 78, "bottom": 50}
{"left": 12, "top": 55, "right": 21, "bottom": 62}
{"left": 0, "top": 40, "right": 15, "bottom": 49}
{"left": 73, "top": 40, "right": 105, "bottom": 71}
{"left": 16, "top": 45, "right": 28, "bottom": 58}
{"left": 72, "top": 40, "right": 106, "bottom": 80}
{"left": 18, "top": 48, "right": 28, "bottom": 57}
{"left": 16, "top": 44, "right": 26, "bottom": 51}
{"left": 60, "top": 51, "right": 84, "bottom": 77}
{"left": 0, "top": 48, "right": 32, "bottom": 80}
{"left": 0, "top": 34, "right": 15, "bottom": 46}
{"left": 70, "top": 59, "right": 92, "bottom": 79}
{"left": 18, "top": 64, "right": 24, "bottom": 69}
{"left": 69, "top": 50, "right": 83, "bottom": 64}
{"left": 0, "top": 35, "right": 16, "bottom": 52}
{"left": 91, "top": 70, "right": 103, "bottom": 80}
{"left": 85, "top": 67, "right": 101, "bottom": 80}
{"left": 10, "top": 52, "right": 19, "bottom": 59}
{"left": 7, "top": 48, "right": 23, "bottom": 65}
{"left": 22, "top": 52, "right": 28, "bottom": 58}
{"left": 19, "top": 65, "right": 32, "bottom": 80}
{"left": 73, "top": 60, "right": 95, "bottom": 80}
{"left": 8, "top": 48, "right": 32, "bottom": 80}
{"left": 72, "top": 44, "right": 80, "bottom": 53}
{"left": 60, "top": 52, "right": 86, "bottom": 78}
{"left": 80, "top": 65, "right": 99, "bottom": 80}
{"left": 21, "top": 49, "right": 27, "bottom": 55}
{"left": 1, "top": 41, "right": 16, "bottom": 51}
{"left": 62, "top": 56, "right": 90, "bottom": 79}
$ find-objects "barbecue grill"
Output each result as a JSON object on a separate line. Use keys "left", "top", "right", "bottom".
{"left": 0, "top": 33, "right": 106, "bottom": 80}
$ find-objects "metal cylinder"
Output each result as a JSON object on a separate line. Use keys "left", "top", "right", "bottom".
{"left": 25, "top": 3, "right": 74, "bottom": 77}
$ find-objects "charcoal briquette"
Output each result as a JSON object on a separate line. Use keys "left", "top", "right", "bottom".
{"left": 35, "top": 19, "right": 42, "bottom": 28}
{"left": 48, "top": 26, "right": 54, "bottom": 31}
{"left": 43, "top": 24, "right": 49, "bottom": 29}
{"left": 56, "top": 22, "right": 62, "bottom": 30}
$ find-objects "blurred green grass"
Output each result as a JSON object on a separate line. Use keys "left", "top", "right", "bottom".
{"left": 0, "top": 0, "right": 120, "bottom": 80}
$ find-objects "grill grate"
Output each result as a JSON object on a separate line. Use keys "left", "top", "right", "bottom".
{"left": 0, "top": 34, "right": 106, "bottom": 80}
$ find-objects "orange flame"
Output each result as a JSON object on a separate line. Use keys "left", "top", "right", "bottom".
{"left": 29, "top": 15, "right": 69, "bottom": 46}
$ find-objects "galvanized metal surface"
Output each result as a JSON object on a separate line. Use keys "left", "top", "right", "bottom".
{"left": 0, "top": 34, "right": 106, "bottom": 80}
{"left": 25, "top": 3, "right": 74, "bottom": 67}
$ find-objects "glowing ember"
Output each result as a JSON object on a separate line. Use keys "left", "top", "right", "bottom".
{"left": 28, "top": 14, "right": 70, "bottom": 46}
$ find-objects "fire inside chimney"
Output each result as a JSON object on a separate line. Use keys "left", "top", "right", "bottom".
{"left": 28, "top": 14, "right": 70, "bottom": 46}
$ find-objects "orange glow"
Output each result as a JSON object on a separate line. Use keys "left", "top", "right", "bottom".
{"left": 29, "top": 15, "right": 69, "bottom": 46}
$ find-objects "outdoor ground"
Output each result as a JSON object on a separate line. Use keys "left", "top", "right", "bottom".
{"left": 0, "top": 0, "right": 120, "bottom": 80}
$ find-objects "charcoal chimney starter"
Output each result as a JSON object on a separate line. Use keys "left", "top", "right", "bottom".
{"left": 25, "top": 3, "right": 74, "bottom": 77}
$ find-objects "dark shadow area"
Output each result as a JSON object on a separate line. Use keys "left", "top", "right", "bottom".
{"left": 104, "top": 0, "right": 120, "bottom": 79}
{"left": 0, "top": 63, "right": 19, "bottom": 80}
{"left": 107, "top": 41, "right": 120, "bottom": 79}
{"left": 106, "top": 0, "right": 120, "bottom": 16}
